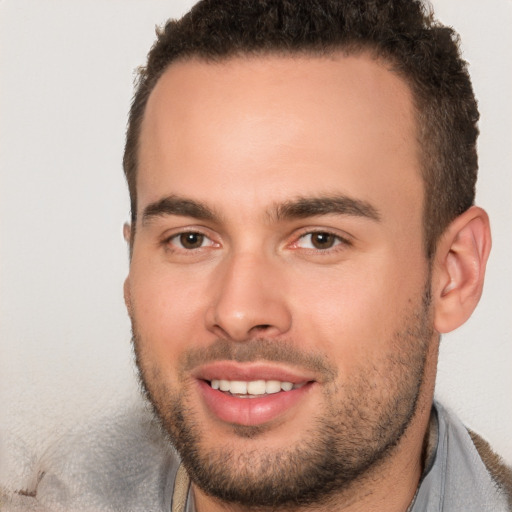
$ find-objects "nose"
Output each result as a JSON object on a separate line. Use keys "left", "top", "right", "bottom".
{"left": 205, "top": 252, "right": 292, "bottom": 342}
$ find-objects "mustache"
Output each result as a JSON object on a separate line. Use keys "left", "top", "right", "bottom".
{"left": 178, "top": 337, "right": 338, "bottom": 382}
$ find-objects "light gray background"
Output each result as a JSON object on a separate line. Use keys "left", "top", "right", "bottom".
{"left": 1, "top": 0, "right": 511, "bottom": 491}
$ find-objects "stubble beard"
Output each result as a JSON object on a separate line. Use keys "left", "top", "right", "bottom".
{"left": 132, "top": 285, "right": 434, "bottom": 510}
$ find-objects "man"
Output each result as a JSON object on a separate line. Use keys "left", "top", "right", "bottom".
{"left": 120, "top": 0, "right": 511, "bottom": 510}
{"left": 2, "top": 0, "right": 510, "bottom": 511}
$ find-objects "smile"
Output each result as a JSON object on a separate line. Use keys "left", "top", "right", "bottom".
{"left": 193, "top": 362, "right": 317, "bottom": 425}
{"left": 209, "top": 379, "right": 306, "bottom": 397}
{"left": 198, "top": 379, "right": 314, "bottom": 426}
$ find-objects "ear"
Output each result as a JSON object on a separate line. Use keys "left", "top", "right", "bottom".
{"left": 123, "top": 222, "right": 131, "bottom": 243}
{"left": 432, "top": 206, "right": 491, "bottom": 333}
{"left": 123, "top": 223, "right": 134, "bottom": 317}
{"left": 124, "top": 276, "right": 133, "bottom": 317}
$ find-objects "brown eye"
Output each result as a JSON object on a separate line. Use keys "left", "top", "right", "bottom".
{"left": 295, "top": 231, "right": 345, "bottom": 251}
{"left": 179, "top": 232, "right": 205, "bottom": 249}
{"left": 310, "top": 232, "right": 336, "bottom": 249}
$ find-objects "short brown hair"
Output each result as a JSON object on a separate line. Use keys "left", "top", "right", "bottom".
{"left": 123, "top": 0, "right": 479, "bottom": 258}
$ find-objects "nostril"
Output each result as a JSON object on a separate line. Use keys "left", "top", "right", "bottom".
{"left": 253, "top": 324, "right": 271, "bottom": 331}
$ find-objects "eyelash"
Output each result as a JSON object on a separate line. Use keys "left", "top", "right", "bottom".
{"left": 292, "top": 230, "right": 352, "bottom": 252}
{"left": 162, "top": 228, "right": 351, "bottom": 254}
{"left": 163, "top": 230, "right": 218, "bottom": 252}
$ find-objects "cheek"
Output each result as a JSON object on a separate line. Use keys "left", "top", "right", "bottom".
{"left": 129, "top": 264, "right": 210, "bottom": 362}
{"left": 288, "top": 255, "right": 425, "bottom": 369}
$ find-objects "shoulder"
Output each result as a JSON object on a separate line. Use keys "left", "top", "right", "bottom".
{"left": 427, "top": 402, "right": 512, "bottom": 511}
{"left": 2, "top": 401, "right": 180, "bottom": 512}
{"left": 467, "top": 428, "right": 512, "bottom": 510}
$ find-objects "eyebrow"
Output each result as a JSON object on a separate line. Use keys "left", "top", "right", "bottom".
{"left": 273, "top": 195, "right": 380, "bottom": 222}
{"left": 142, "top": 195, "right": 218, "bottom": 225}
{"left": 141, "top": 193, "right": 380, "bottom": 226}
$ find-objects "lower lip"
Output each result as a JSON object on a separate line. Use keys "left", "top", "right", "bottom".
{"left": 197, "top": 380, "right": 313, "bottom": 426}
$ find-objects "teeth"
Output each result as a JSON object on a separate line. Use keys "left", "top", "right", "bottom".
{"left": 219, "top": 380, "right": 230, "bottom": 391}
{"left": 247, "top": 380, "right": 266, "bottom": 395}
{"left": 266, "top": 380, "right": 281, "bottom": 394}
{"left": 281, "top": 381, "right": 293, "bottom": 391}
{"left": 230, "top": 381, "right": 247, "bottom": 394}
{"left": 209, "top": 379, "right": 301, "bottom": 395}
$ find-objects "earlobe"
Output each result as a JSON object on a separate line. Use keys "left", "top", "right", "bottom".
{"left": 123, "top": 222, "right": 131, "bottom": 243}
{"left": 124, "top": 277, "right": 132, "bottom": 316}
{"left": 433, "top": 206, "right": 491, "bottom": 333}
{"left": 123, "top": 223, "right": 134, "bottom": 317}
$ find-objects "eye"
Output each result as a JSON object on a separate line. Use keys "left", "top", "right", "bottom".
{"left": 167, "top": 232, "right": 214, "bottom": 250}
{"left": 295, "top": 232, "right": 345, "bottom": 250}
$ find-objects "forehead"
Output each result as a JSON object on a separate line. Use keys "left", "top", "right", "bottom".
{"left": 137, "top": 53, "right": 421, "bottom": 223}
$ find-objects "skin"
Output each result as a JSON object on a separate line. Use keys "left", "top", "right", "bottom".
{"left": 124, "top": 54, "right": 491, "bottom": 511}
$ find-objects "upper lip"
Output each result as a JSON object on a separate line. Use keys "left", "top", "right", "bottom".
{"left": 191, "top": 361, "right": 317, "bottom": 384}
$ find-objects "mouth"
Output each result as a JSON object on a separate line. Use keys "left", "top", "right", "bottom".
{"left": 194, "top": 363, "right": 316, "bottom": 426}
{"left": 208, "top": 378, "right": 307, "bottom": 397}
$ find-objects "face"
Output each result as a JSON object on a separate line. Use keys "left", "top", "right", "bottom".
{"left": 125, "top": 54, "right": 435, "bottom": 507}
